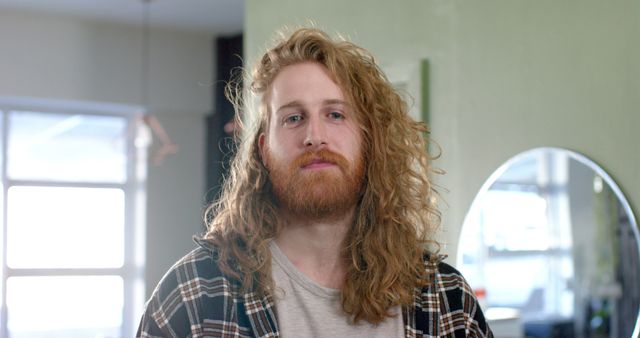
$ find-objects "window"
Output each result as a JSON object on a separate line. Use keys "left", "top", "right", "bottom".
{"left": 458, "top": 151, "right": 575, "bottom": 319}
{"left": 0, "top": 98, "right": 147, "bottom": 338}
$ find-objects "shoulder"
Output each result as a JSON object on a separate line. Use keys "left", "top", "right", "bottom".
{"left": 149, "top": 237, "right": 244, "bottom": 308}
{"left": 150, "top": 243, "right": 230, "bottom": 301}
{"left": 431, "top": 258, "right": 476, "bottom": 309}
{"left": 418, "top": 255, "right": 477, "bottom": 311}
{"left": 421, "top": 253, "right": 470, "bottom": 289}
{"left": 433, "top": 258, "right": 471, "bottom": 290}
{"left": 413, "top": 255, "right": 493, "bottom": 337}
{"left": 137, "top": 240, "right": 251, "bottom": 337}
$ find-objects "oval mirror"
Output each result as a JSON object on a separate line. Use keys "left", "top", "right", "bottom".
{"left": 457, "top": 147, "right": 640, "bottom": 338}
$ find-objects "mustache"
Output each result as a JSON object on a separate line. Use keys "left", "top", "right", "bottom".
{"left": 291, "top": 149, "right": 350, "bottom": 170}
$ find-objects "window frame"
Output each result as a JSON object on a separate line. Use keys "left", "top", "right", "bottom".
{"left": 0, "top": 97, "right": 146, "bottom": 337}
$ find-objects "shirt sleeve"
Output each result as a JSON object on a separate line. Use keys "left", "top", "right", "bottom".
{"left": 136, "top": 300, "right": 173, "bottom": 338}
{"left": 437, "top": 261, "right": 493, "bottom": 337}
{"left": 136, "top": 247, "right": 213, "bottom": 338}
{"left": 135, "top": 245, "right": 261, "bottom": 338}
{"left": 136, "top": 266, "right": 193, "bottom": 338}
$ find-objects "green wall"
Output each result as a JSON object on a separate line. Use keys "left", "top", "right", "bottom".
{"left": 245, "top": 0, "right": 640, "bottom": 263}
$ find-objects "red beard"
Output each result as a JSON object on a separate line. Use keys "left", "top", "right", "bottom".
{"left": 266, "top": 148, "right": 365, "bottom": 220}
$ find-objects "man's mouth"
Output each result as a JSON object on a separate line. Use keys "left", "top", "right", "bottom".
{"left": 301, "top": 158, "right": 336, "bottom": 170}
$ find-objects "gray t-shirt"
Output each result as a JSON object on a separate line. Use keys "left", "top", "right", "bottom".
{"left": 269, "top": 241, "right": 404, "bottom": 338}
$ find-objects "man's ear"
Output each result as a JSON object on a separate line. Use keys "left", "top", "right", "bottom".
{"left": 258, "top": 133, "right": 267, "bottom": 166}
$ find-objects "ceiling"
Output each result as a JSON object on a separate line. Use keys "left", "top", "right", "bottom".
{"left": 0, "top": 0, "right": 244, "bottom": 35}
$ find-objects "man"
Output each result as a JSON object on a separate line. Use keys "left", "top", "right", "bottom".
{"left": 138, "top": 28, "right": 492, "bottom": 337}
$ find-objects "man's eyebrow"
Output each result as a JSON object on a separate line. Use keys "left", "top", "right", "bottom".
{"left": 275, "top": 101, "right": 304, "bottom": 114}
{"left": 275, "top": 99, "right": 351, "bottom": 114}
{"left": 323, "top": 99, "right": 350, "bottom": 107}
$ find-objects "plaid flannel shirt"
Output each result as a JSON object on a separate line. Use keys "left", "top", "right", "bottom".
{"left": 137, "top": 238, "right": 493, "bottom": 338}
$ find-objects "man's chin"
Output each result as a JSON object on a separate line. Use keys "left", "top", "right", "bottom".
{"left": 296, "top": 170, "right": 341, "bottom": 185}
{"left": 284, "top": 178, "right": 354, "bottom": 216}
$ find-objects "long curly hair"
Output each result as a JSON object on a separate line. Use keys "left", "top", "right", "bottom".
{"left": 203, "top": 27, "right": 441, "bottom": 324}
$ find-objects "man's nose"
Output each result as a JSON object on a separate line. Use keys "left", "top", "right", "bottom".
{"left": 303, "top": 117, "right": 327, "bottom": 148}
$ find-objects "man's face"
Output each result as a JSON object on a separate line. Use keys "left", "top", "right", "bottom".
{"left": 259, "top": 61, "right": 365, "bottom": 220}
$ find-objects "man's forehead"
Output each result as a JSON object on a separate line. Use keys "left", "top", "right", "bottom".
{"left": 268, "top": 62, "right": 343, "bottom": 102}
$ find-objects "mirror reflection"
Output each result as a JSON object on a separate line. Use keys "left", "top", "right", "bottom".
{"left": 457, "top": 147, "right": 640, "bottom": 338}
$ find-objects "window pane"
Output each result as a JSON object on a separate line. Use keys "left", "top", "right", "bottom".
{"left": 482, "top": 189, "right": 549, "bottom": 251}
{"left": 8, "top": 111, "right": 127, "bottom": 183}
{"left": 485, "top": 255, "right": 547, "bottom": 307}
{"left": 7, "top": 276, "right": 123, "bottom": 338}
{"left": 7, "top": 186, "right": 124, "bottom": 268}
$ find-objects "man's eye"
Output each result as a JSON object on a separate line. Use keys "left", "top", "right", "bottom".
{"left": 329, "top": 111, "right": 344, "bottom": 120}
{"left": 284, "top": 115, "right": 303, "bottom": 124}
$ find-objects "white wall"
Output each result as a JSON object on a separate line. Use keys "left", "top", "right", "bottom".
{"left": 0, "top": 8, "right": 213, "bottom": 296}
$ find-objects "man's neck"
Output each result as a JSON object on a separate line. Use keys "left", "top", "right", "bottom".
{"left": 274, "top": 208, "right": 355, "bottom": 289}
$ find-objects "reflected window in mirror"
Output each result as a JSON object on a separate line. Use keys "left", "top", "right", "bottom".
{"left": 458, "top": 148, "right": 640, "bottom": 338}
